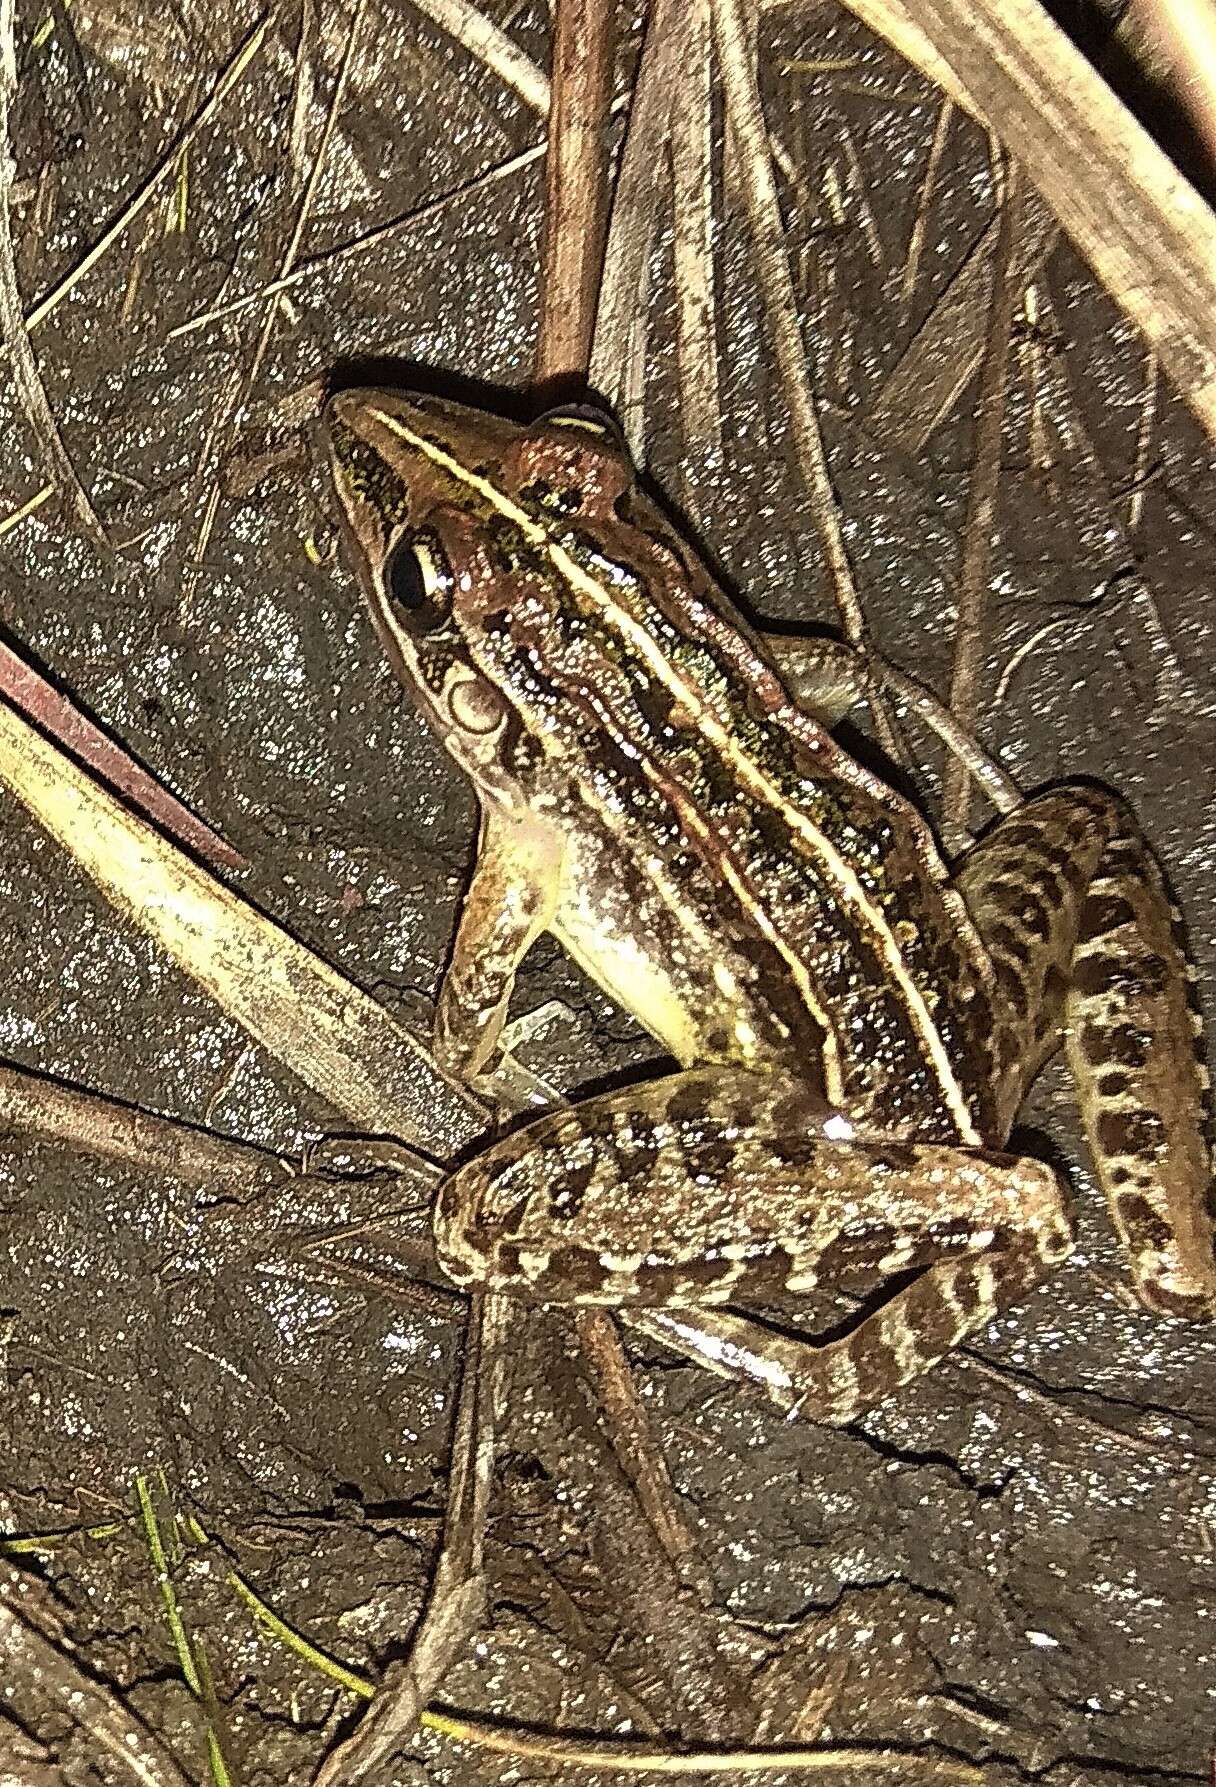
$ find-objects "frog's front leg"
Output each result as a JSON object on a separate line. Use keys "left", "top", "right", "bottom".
{"left": 433, "top": 804, "right": 563, "bottom": 1078}
{"left": 434, "top": 1068, "right": 1075, "bottom": 1424}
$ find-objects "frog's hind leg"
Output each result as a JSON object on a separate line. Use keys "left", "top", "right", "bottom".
{"left": 956, "top": 784, "right": 1215, "bottom": 1320}
{"left": 435, "top": 1066, "right": 1075, "bottom": 1425}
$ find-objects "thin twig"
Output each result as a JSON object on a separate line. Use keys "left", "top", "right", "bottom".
{"left": 942, "top": 157, "right": 1023, "bottom": 841}
{"left": 899, "top": 94, "right": 952, "bottom": 311}
{"left": 0, "top": 1563, "right": 196, "bottom": 1787}
{"left": 535, "top": 0, "right": 615, "bottom": 382}
{"left": 287, "top": 0, "right": 317, "bottom": 196}
{"left": 168, "top": 141, "right": 548, "bottom": 340}
{"left": 0, "top": 480, "right": 51, "bottom": 538}
{"left": 574, "top": 1308, "right": 713, "bottom": 1598}
{"left": 1127, "top": 346, "right": 1160, "bottom": 534}
{"left": 868, "top": 646, "right": 1021, "bottom": 814}
{"left": 0, "top": 1057, "right": 279, "bottom": 1185}
{"left": 991, "top": 618, "right": 1069, "bottom": 713}
{"left": 803, "top": 0, "right": 984, "bottom": 118}
{"left": 0, "top": 634, "right": 247, "bottom": 872}
{"left": 187, "top": 0, "right": 368, "bottom": 585}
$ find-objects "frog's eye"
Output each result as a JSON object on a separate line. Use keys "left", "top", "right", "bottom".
{"left": 382, "top": 534, "right": 448, "bottom": 629}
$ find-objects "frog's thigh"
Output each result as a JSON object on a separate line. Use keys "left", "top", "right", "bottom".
{"left": 434, "top": 1066, "right": 1074, "bottom": 1421}
{"left": 957, "top": 784, "right": 1216, "bottom": 1320}
{"left": 434, "top": 805, "right": 563, "bottom": 1078}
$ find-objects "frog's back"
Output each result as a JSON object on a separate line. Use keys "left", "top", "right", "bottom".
{"left": 467, "top": 450, "right": 998, "bottom": 1145}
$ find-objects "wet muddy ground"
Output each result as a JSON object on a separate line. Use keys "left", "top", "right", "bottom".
{"left": 0, "top": 2, "right": 1213, "bottom": 1783}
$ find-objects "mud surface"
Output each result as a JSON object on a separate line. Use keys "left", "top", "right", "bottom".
{"left": 0, "top": 3, "right": 1213, "bottom": 1783}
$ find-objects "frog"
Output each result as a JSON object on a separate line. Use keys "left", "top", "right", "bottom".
{"left": 322, "top": 387, "right": 1214, "bottom": 1424}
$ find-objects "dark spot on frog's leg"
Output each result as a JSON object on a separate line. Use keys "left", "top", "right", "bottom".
{"left": 1099, "top": 837, "right": 1145, "bottom": 879}
{"left": 1078, "top": 893, "right": 1137, "bottom": 943}
{"left": 1113, "top": 1191, "right": 1174, "bottom": 1252}
{"left": 1078, "top": 1021, "right": 1151, "bottom": 1070}
{"left": 1035, "top": 964, "right": 1069, "bottom": 1041}
{"left": 942, "top": 1261, "right": 986, "bottom": 1320}
{"left": 536, "top": 1243, "right": 621, "bottom": 1300}
{"left": 549, "top": 1152, "right": 599, "bottom": 1218}
{"left": 638, "top": 1255, "right": 746, "bottom": 1304}
{"left": 665, "top": 1078, "right": 713, "bottom": 1129}
{"left": 813, "top": 1225, "right": 892, "bottom": 1281}
{"left": 687, "top": 1133, "right": 740, "bottom": 1182}
{"left": 989, "top": 921, "right": 1033, "bottom": 966}
{"left": 1076, "top": 933, "right": 1171, "bottom": 1004}
{"left": 996, "top": 961, "right": 1031, "bottom": 1021}
{"left": 1143, "top": 1281, "right": 1214, "bottom": 1319}
{"left": 1096, "top": 1070, "right": 1132, "bottom": 1100}
{"left": 983, "top": 881, "right": 1028, "bottom": 922}
{"left": 771, "top": 1134, "right": 813, "bottom": 1168}
{"left": 844, "top": 1323, "right": 902, "bottom": 1407}
{"left": 1096, "top": 1107, "right": 1164, "bottom": 1156}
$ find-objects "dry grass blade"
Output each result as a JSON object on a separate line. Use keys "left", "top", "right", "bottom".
{"left": 712, "top": 0, "right": 901, "bottom": 760}
{"left": 899, "top": 95, "right": 953, "bottom": 311}
{"left": 287, "top": 0, "right": 318, "bottom": 195}
{"left": 861, "top": 0, "right": 1216, "bottom": 441}
{"left": 591, "top": 0, "right": 689, "bottom": 444}
{"left": 0, "top": 1562, "right": 196, "bottom": 1787}
{"left": 0, "top": 480, "right": 52, "bottom": 539}
{"left": 943, "top": 158, "right": 1024, "bottom": 840}
{"left": 671, "top": 0, "right": 721, "bottom": 458}
{"left": 535, "top": 0, "right": 615, "bottom": 381}
{"left": 408, "top": 0, "right": 550, "bottom": 114}
{"left": 817, "top": 0, "right": 982, "bottom": 118}
{"left": 0, "top": 0, "right": 109, "bottom": 556}
{"left": 870, "top": 190, "right": 1058, "bottom": 454}
{"left": 418, "top": 1713, "right": 984, "bottom": 1778}
{"left": 0, "top": 692, "right": 480, "bottom": 1149}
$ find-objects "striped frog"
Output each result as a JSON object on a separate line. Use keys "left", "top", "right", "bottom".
{"left": 322, "top": 389, "right": 1215, "bottom": 1424}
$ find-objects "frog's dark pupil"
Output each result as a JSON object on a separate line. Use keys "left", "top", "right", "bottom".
{"left": 385, "top": 539, "right": 427, "bottom": 613}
